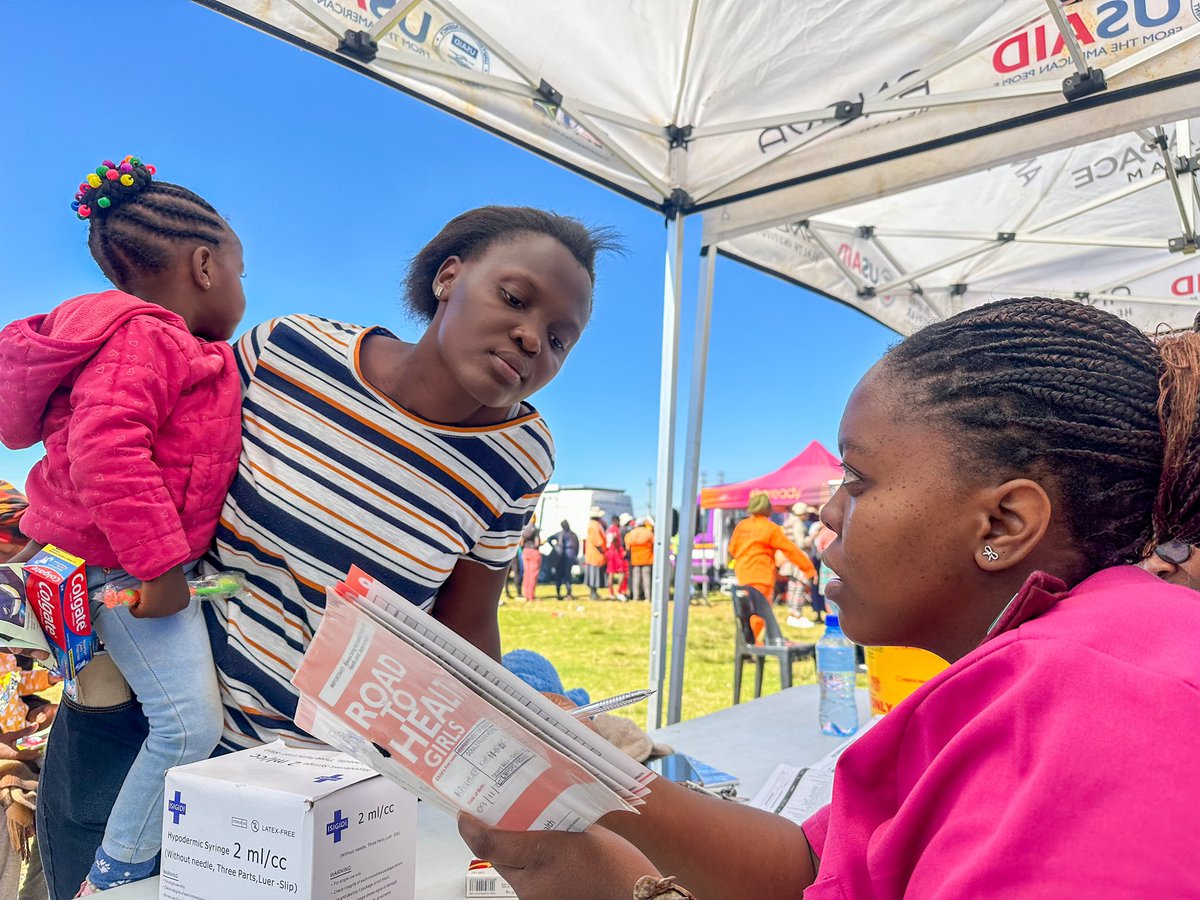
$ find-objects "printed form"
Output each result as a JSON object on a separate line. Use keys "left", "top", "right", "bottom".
{"left": 291, "top": 568, "right": 651, "bottom": 832}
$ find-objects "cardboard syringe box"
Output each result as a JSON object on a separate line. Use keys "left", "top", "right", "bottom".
{"left": 160, "top": 740, "right": 416, "bottom": 900}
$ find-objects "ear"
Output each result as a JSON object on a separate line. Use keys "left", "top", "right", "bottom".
{"left": 191, "top": 245, "right": 214, "bottom": 291}
{"left": 433, "top": 256, "right": 461, "bottom": 301}
{"left": 971, "top": 478, "right": 1052, "bottom": 573}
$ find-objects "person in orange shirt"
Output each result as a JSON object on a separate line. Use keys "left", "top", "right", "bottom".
{"left": 727, "top": 491, "right": 815, "bottom": 603}
{"left": 583, "top": 507, "right": 608, "bottom": 600}
{"left": 624, "top": 518, "right": 655, "bottom": 601}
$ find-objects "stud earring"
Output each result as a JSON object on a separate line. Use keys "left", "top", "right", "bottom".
{"left": 433, "top": 284, "right": 444, "bottom": 299}
{"left": 983, "top": 545, "right": 1000, "bottom": 562}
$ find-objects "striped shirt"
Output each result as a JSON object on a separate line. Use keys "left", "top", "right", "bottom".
{"left": 202, "top": 315, "right": 554, "bottom": 750}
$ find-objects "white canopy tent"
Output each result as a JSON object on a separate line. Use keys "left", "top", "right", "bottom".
{"left": 193, "top": 0, "right": 1200, "bottom": 725}
{"left": 705, "top": 121, "right": 1200, "bottom": 336}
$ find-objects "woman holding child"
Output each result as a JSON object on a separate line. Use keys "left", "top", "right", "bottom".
{"left": 2, "top": 158, "right": 618, "bottom": 897}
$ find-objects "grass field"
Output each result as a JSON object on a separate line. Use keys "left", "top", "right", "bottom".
{"left": 497, "top": 583, "right": 825, "bottom": 725}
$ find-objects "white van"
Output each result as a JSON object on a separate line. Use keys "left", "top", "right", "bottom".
{"left": 533, "top": 485, "right": 634, "bottom": 537}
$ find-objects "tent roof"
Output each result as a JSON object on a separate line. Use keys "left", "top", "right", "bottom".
{"left": 193, "top": 1, "right": 1200, "bottom": 218}
{"left": 708, "top": 116, "right": 1200, "bottom": 335}
{"left": 699, "top": 441, "right": 841, "bottom": 510}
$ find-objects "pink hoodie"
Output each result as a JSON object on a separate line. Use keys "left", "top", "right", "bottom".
{"left": 0, "top": 290, "right": 241, "bottom": 580}
{"left": 803, "top": 566, "right": 1200, "bottom": 898}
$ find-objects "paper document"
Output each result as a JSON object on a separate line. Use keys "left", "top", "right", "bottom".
{"left": 748, "top": 717, "right": 877, "bottom": 824}
{"left": 0, "top": 564, "right": 52, "bottom": 657}
{"left": 291, "top": 567, "right": 652, "bottom": 832}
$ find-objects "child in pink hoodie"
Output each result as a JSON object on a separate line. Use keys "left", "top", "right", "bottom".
{"left": 0, "top": 157, "right": 244, "bottom": 895}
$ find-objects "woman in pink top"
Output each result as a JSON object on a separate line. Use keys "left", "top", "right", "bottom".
{"left": 458, "top": 297, "right": 1200, "bottom": 899}
{"left": 0, "top": 157, "right": 244, "bottom": 895}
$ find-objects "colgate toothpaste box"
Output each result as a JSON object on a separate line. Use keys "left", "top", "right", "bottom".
{"left": 22, "top": 545, "right": 95, "bottom": 680}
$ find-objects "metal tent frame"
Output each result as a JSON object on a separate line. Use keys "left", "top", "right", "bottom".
{"left": 193, "top": 0, "right": 1200, "bottom": 727}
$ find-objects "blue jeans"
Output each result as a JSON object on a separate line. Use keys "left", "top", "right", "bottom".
{"left": 37, "top": 698, "right": 150, "bottom": 900}
{"left": 84, "top": 566, "right": 223, "bottom": 865}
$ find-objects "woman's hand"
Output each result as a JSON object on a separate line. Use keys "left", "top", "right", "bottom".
{"left": 130, "top": 565, "right": 190, "bottom": 618}
{"left": 458, "top": 816, "right": 660, "bottom": 900}
{"left": 6, "top": 541, "right": 42, "bottom": 564}
{"left": 0, "top": 646, "right": 49, "bottom": 662}
{"left": 0, "top": 723, "right": 46, "bottom": 763}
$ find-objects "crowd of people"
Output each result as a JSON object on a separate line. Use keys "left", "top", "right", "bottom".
{"left": 508, "top": 508, "right": 658, "bottom": 602}
{"left": 1, "top": 153, "right": 1199, "bottom": 900}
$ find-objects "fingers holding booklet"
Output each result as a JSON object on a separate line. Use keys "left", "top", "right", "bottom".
{"left": 290, "top": 566, "right": 654, "bottom": 833}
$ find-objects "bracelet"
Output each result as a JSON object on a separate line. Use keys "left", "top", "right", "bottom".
{"left": 634, "top": 874, "right": 697, "bottom": 899}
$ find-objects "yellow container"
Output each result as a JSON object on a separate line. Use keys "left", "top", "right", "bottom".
{"left": 865, "top": 645, "right": 950, "bottom": 716}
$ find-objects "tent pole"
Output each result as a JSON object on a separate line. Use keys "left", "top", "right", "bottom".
{"left": 647, "top": 214, "right": 685, "bottom": 731}
{"left": 1153, "top": 125, "right": 1196, "bottom": 244}
{"left": 666, "top": 246, "right": 716, "bottom": 726}
{"left": 1043, "top": 0, "right": 1090, "bottom": 75}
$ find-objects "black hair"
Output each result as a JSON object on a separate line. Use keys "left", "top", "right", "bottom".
{"left": 402, "top": 206, "right": 623, "bottom": 321}
{"left": 883, "top": 297, "right": 1200, "bottom": 572}
{"left": 74, "top": 158, "right": 228, "bottom": 287}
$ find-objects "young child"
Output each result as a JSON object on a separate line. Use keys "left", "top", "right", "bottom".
{"left": 0, "top": 157, "right": 244, "bottom": 894}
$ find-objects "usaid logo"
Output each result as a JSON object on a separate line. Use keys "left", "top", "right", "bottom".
{"left": 167, "top": 791, "right": 188, "bottom": 825}
{"left": 434, "top": 23, "right": 491, "bottom": 72}
{"left": 326, "top": 809, "right": 349, "bottom": 844}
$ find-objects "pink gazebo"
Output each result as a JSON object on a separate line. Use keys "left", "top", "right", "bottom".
{"left": 698, "top": 441, "right": 841, "bottom": 510}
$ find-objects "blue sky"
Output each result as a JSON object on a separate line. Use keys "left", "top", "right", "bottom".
{"left": 1, "top": 0, "right": 896, "bottom": 514}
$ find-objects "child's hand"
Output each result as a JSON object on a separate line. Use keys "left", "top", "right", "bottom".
{"left": 131, "top": 565, "right": 191, "bottom": 619}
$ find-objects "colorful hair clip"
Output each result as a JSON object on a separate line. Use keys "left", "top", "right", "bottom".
{"left": 70, "top": 200, "right": 80, "bottom": 211}
{"left": 105, "top": 169, "right": 120, "bottom": 181}
{"left": 78, "top": 182, "right": 90, "bottom": 194}
{"left": 95, "top": 166, "right": 109, "bottom": 177}
{"left": 101, "top": 159, "right": 116, "bottom": 169}
{"left": 97, "top": 197, "right": 111, "bottom": 209}
{"left": 78, "top": 205, "right": 91, "bottom": 218}
{"left": 118, "top": 162, "right": 132, "bottom": 174}
{"left": 119, "top": 173, "right": 134, "bottom": 187}
{"left": 128, "top": 156, "right": 141, "bottom": 166}
{"left": 86, "top": 173, "right": 102, "bottom": 188}
{"left": 145, "top": 164, "right": 156, "bottom": 176}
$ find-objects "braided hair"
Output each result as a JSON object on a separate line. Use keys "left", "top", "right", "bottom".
{"left": 883, "top": 297, "right": 1200, "bottom": 572}
{"left": 403, "top": 206, "right": 623, "bottom": 321}
{"left": 72, "top": 157, "right": 228, "bottom": 288}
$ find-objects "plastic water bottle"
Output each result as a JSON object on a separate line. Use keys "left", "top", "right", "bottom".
{"left": 816, "top": 612, "right": 859, "bottom": 736}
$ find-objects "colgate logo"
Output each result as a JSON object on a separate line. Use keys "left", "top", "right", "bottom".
{"left": 32, "top": 581, "right": 61, "bottom": 641}
{"left": 66, "top": 576, "right": 89, "bottom": 635}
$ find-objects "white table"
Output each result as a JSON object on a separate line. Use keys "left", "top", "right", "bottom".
{"left": 105, "top": 686, "right": 869, "bottom": 899}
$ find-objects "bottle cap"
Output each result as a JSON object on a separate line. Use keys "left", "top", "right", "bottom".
{"left": 824, "top": 613, "right": 839, "bottom": 628}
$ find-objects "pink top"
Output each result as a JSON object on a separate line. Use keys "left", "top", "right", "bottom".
{"left": 0, "top": 291, "right": 241, "bottom": 580}
{"left": 803, "top": 566, "right": 1200, "bottom": 898}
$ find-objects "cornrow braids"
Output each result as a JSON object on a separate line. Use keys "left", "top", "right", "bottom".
{"left": 72, "top": 158, "right": 228, "bottom": 288}
{"left": 883, "top": 297, "right": 1200, "bottom": 571}
{"left": 403, "top": 206, "right": 624, "bottom": 321}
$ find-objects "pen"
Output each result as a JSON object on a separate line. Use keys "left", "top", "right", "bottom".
{"left": 569, "top": 689, "right": 656, "bottom": 718}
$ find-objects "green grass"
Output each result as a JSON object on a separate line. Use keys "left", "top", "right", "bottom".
{"left": 497, "top": 584, "right": 824, "bottom": 724}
